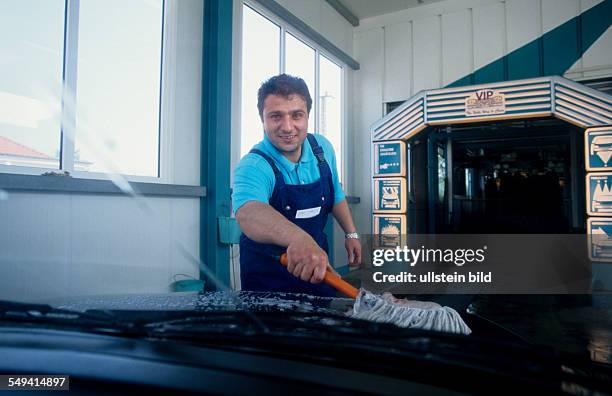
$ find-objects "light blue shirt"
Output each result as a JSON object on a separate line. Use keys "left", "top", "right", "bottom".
{"left": 232, "top": 133, "right": 345, "bottom": 214}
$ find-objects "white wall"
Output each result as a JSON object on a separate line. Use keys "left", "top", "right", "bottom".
{"left": 0, "top": 0, "right": 204, "bottom": 302}
{"left": 0, "top": 194, "right": 200, "bottom": 301}
{"left": 351, "top": 0, "right": 612, "bottom": 235}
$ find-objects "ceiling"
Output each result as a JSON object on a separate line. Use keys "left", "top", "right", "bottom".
{"left": 336, "top": 0, "right": 445, "bottom": 20}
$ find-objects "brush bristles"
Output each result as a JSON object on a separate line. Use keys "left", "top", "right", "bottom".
{"left": 349, "top": 289, "right": 472, "bottom": 335}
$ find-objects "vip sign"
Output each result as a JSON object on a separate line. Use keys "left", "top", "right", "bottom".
{"left": 465, "top": 89, "right": 506, "bottom": 117}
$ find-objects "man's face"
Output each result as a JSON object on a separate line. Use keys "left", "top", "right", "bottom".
{"left": 262, "top": 94, "right": 308, "bottom": 161}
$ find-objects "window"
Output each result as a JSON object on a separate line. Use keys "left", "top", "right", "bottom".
{"left": 285, "top": 33, "right": 316, "bottom": 133}
{"left": 0, "top": 0, "right": 164, "bottom": 178}
{"left": 0, "top": 0, "right": 64, "bottom": 169}
{"left": 240, "top": 5, "right": 280, "bottom": 159}
{"left": 318, "top": 55, "right": 343, "bottom": 181}
{"left": 240, "top": 3, "right": 346, "bottom": 183}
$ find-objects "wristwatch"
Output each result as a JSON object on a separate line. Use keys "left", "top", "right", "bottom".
{"left": 345, "top": 232, "right": 359, "bottom": 239}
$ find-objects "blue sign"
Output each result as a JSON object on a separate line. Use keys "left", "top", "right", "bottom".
{"left": 374, "top": 178, "right": 406, "bottom": 213}
{"left": 586, "top": 127, "right": 612, "bottom": 171}
{"left": 373, "top": 215, "right": 406, "bottom": 248}
{"left": 374, "top": 141, "right": 405, "bottom": 176}
{"left": 588, "top": 218, "right": 612, "bottom": 261}
{"left": 587, "top": 173, "right": 612, "bottom": 215}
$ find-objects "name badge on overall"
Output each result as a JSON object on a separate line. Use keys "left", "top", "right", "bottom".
{"left": 295, "top": 206, "right": 321, "bottom": 219}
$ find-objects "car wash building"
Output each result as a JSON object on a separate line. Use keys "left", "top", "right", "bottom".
{"left": 371, "top": 76, "right": 612, "bottom": 290}
{"left": 372, "top": 76, "right": 612, "bottom": 234}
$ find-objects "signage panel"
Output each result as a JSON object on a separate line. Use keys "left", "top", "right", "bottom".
{"left": 373, "top": 177, "right": 407, "bottom": 213}
{"left": 588, "top": 218, "right": 612, "bottom": 261}
{"left": 586, "top": 127, "right": 612, "bottom": 171}
{"left": 373, "top": 214, "right": 407, "bottom": 248}
{"left": 373, "top": 141, "right": 406, "bottom": 177}
{"left": 587, "top": 173, "right": 612, "bottom": 216}
{"left": 465, "top": 89, "right": 506, "bottom": 117}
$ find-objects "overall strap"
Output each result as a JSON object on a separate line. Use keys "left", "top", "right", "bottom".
{"left": 306, "top": 134, "right": 327, "bottom": 165}
{"left": 250, "top": 148, "right": 283, "bottom": 180}
{"left": 306, "top": 134, "right": 334, "bottom": 200}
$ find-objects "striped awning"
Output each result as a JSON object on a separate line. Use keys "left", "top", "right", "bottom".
{"left": 372, "top": 76, "right": 612, "bottom": 142}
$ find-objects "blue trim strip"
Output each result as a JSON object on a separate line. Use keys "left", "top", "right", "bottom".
{"left": 200, "top": 0, "right": 233, "bottom": 290}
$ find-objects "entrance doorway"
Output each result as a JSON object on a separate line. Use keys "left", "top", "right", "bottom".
{"left": 408, "top": 118, "right": 586, "bottom": 234}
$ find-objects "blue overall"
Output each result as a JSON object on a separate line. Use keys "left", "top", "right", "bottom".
{"left": 239, "top": 134, "right": 336, "bottom": 297}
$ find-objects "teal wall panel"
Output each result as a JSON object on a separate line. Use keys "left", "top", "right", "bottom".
{"left": 450, "top": 0, "right": 611, "bottom": 88}
{"left": 543, "top": 18, "right": 579, "bottom": 76}
{"left": 507, "top": 40, "right": 541, "bottom": 80}
{"left": 582, "top": 0, "right": 612, "bottom": 52}
{"left": 473, "top": 60, "right": 505, "bottom": 85}
{"left": 200, "top": 0, "right": 233, "bottom": 291}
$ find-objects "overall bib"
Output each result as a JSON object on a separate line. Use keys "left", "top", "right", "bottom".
{"left": 239, "top": 134, "right": 336, "bottom": 297}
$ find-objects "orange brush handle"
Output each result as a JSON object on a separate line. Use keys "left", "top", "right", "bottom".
{"left": 280, "top": 253, "right": 359, "bottom": 299}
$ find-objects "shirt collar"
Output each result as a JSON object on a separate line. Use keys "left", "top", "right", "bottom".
{"left": 262, "top": 134, "right": 315, "bottom": 172}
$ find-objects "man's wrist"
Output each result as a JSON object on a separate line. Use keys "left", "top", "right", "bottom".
{"left": 345, "top": 232, "right": 359, "bottom": 239}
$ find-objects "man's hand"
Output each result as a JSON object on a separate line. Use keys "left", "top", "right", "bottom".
{"left": 286, "top": 234, "right": 328, "bottom": 283}
{"left": 345, "top": 238, "right": 362, "bottom": 267}
{"left": 236, "top": 202, "right": 330, "bottom": 284}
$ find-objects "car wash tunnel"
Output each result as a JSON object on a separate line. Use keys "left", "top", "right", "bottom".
{"left": 368, "top": 75, "right": 612, "bottom": 360}
{"left": 372, "top": 76, "right": 612, "bottom": 239}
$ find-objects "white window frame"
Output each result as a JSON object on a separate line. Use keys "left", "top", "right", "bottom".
{"left": 0, "top": 0, "right": 174, "bottom": 184}
{"left": 239, "top": 0, "right": 348, "bottom": 187}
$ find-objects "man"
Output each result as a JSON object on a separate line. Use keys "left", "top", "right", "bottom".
{"left": 233, "top": 74, "right": 361, "bottom": 296}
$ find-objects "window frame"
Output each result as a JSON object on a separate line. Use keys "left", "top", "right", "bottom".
{"left": 0, "top": 0, "right": 172, "bottom": 184}
{"left": 240, "top": 0, "right": 348, "bottom": 187}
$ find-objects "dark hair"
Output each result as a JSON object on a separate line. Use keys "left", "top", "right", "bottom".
{"left": 257, "top": 74, "right": 312, "bottom": 119}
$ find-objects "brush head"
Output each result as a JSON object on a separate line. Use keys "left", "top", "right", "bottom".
{"left": 348, "top": 289, "right": 472, "bottom": 335}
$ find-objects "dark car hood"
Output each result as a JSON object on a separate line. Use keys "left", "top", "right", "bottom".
{"left": 48, "top": 291, "right": 355, "bottom": 315}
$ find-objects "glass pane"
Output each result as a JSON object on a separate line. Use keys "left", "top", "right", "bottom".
{"left": 75, "top": 0, "right": 163, "bottom": 177}
{"left": 284, "top": 33, "right": 316, "bottom": 133}
{"left": 319, "top": 55, "right": 342, "bottom": 181}
{"left": 438, "top": 145, "right": 446, "bottom": 204}
{"left": 0, "top": 0, "right": 64, "bottom": 169}
{"left": 241, "top": 5, "right": 280, "bottom": 158}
